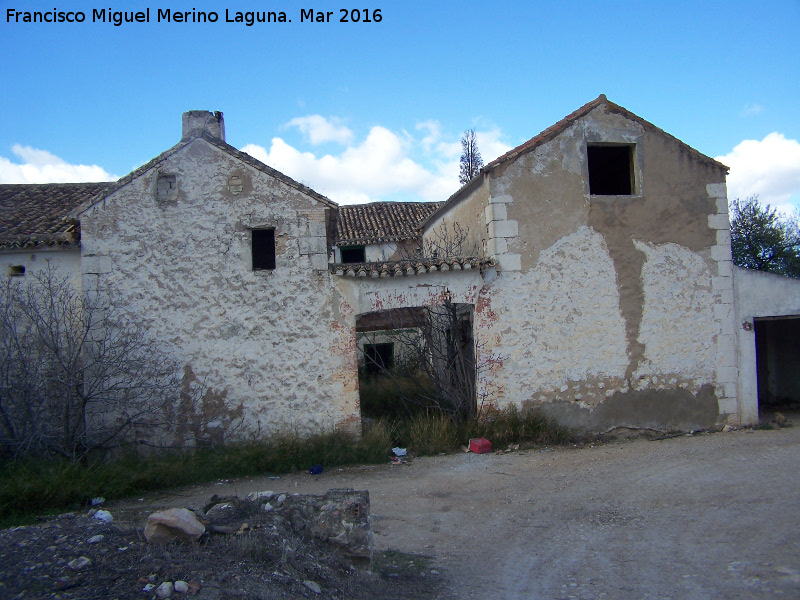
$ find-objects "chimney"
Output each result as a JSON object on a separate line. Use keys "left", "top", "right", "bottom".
{"left": 181, "top": 110, "right": 225, "bottom": 142}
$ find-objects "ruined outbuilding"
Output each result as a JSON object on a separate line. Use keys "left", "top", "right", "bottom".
{"left": 1, "top": 96, "right": 797, "bottom": 443}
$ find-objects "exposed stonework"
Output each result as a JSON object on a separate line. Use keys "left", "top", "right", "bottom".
{"left": 3, "top": 98, "right": 768, "bottom": 441}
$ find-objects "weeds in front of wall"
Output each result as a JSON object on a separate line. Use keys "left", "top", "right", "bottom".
{"left": 0, "top": 405, "right": 573, "bottom": 527}
{"left": 0, "top": 426, "right": 394, "bottom": 527}
{"left": 389, "top": 404, "right": 576, "bottom": 456}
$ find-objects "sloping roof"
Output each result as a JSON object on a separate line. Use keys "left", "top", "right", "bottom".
{"left": 423, "top": 95, "right": 730, "bottom": 230}
{"left": 73, "top": 129, "right": 337, "bottom": 217}
{"left": 335, "top": 201, "right": 443, "bottom": 246}
{"left": 0, "top": 182, "right": 112, "bottom": 249}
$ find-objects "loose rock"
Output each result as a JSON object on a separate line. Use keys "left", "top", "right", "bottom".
{"left": 156, "top": 581, "right": 174, "bottom": 598}
{"left": 303, "top": 580, "right": 322, "bottom": 594}
{"left": 93, "top": 510, "right": 113, "bottom": 523}
{"left": 174, "top": 580, "right": 189, "bottom": 593}
{"left": 67, "top": 556, "right": 92, "bottom": 570}
{"left": 144, "top": 508, "right": 205, "bottom": 544}
{"left": 88, "top": 535, "right": 104, "bottom": 544}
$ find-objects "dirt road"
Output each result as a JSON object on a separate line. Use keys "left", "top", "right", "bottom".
{"left": 126, "top": 427, "right": 800, "bottom": 599}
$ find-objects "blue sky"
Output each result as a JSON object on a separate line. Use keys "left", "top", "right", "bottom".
{"left": 1, "top": 0, "right": 799, "bottom": 209}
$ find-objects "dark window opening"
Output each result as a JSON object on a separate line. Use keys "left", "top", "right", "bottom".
{"left": 340, "top": 245, "right": 366, "bottom": 264}
{"left": 364, "top": 343, "right": 393, "bottom": 375}
{"left": 252, "top": 229, "right": 276, "bottom": 270}
{"left": 8, "top": 265, "right": 25, "bottom": 277}
{"left": 588, "top": 145, "right": 634, "bottom": 195}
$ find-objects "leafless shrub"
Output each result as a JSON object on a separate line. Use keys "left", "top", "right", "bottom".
{"left": 0, "top": 263, "right": 218, "bottom": 460}
{"left": 360, "top": 222, "right": 496, "bottom": 423}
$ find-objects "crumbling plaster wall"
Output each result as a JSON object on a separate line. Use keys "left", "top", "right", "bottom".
{"left": 466, "top": 104, "right": 736, "bottom": 430}
{"left": 333, "top": 268, "right": 497, "bottom": 404}
{"left": 423, "top": 178, "right": 489, "bottom": 258}
{"left": 79, "top": 139, "right": 358, "bottom": 444}
{"left": 0, "top": 248, "right": 82, "bottom": 289}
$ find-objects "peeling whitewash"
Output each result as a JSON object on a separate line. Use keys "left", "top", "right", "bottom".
{"left": 68, "top": 97, "right": 755, "bottom": 444}
{"left": 80, "top": 138, "right": 359, "bottom": 444}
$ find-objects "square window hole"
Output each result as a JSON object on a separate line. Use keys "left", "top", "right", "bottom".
{"left": 588, "top": 145, "right": 634, "bottom": 195}
{"left": 252, "top": 229, "right": 276, "bottom": 270}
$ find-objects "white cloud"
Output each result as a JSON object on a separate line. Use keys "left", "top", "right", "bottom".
{"left": 739, "top": 103, "right": 763, "bottom": 118}
{"left": 285, "top": 115, "right": 353, "bottom": 145}
{"left": 716, "top": 133, "right": 800, "bottom": 213}
{"left": 0, "top": 144, "right": 117, "bottom": 183}
{"left": 242, "top": 119, "right": 513, "bottom": 205}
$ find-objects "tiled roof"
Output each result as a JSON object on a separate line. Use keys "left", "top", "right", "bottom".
{"left": 330, "top": 256, "right": 493, "bottom": 278}
{"left": 335, "top": 201, "right": 442, "bottom": 246}
{"left": 423, "top": 95, "right": 730, "bottom": 231}
{"left": 72, "top": 129, "right": 337, "bottom": 218}
{"left": 0, "top": 182, "right": 112, "bottom": 249}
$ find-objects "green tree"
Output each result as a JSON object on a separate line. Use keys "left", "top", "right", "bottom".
{"left": 730, "top": 196, "right": 800, "bottom": 277}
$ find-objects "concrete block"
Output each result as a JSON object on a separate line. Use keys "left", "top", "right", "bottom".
{"left": 496, "top": 253, "right": 521, "bottom": 272}
{"left": 717, "top": 397, "right": 738, "bottom": 415}
{"left": 717, "top": 340, "right": 737, "bottom": 367}
{"left": 706, "top": 183, "right": 727, "bottom": 199}
{"left": 298, "top": 236, "right": 326, "bottom": 256}
{"left": 714, "top": 303, "right": 733, "bottom": 321}
{"left": 712, "top": 275, "right": 733, "bottom": 292}
{"left": 716, "top": 229, "right": 731, "bottom": 246}
{"left": 311, "top": 254, "right": 329, "bottom": 271}
{"left": 488, "top": 194, "right": 513, "bottom": 205}
{"left": 718, "top": 366, "right": 739, "bottom": 384}
{"left": 716, "top": 288, "right": 734, "bottom": 305}
{"left": 485, "top": 203, "right": 507, "bottom": 224}
{"left": 308, "top": 222, "right": 327, "bottom": 237}
{"left": 486, "top": 237, "right": 508, "bottom": 256}
{"left": 711, "top": 245, "right": 731, "bottom": 262}
{"left": 717, "top": 260, "right": 733, "bottom": 277}
{"left": 97, "top": 256, "right": 112, "bottom": 274}
{"left": 716, "top": 197, "right": 729, "bottom": 214}
{"left": 723, "top": 382, "right": 738, "bottom": 399}
{"left": 708, "top": 214, "right": 730, "bottom": 230}
{"left": 488, "top": 220, "right": 518, "bottom": 239}
{"left": 82, "top": 256, "right": 99, "bottom": 274}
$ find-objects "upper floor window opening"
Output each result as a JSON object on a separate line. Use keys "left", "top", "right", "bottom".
{"left": 588, "top": 144, "right": 635, "bottom": 196}
{"left": 252, "top": 228, "right": 276, "bottom": 271}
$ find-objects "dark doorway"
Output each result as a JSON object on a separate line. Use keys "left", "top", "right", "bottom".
{"left": 755, "top": 316, "right": 800, "bottom": 415}
{"left": 363, "top": 343, "right": 394, "bottom": 375}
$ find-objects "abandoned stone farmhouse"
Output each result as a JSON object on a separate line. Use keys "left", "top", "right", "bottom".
{"left": 1, "top": 96, "right": 799, "bottom": 445}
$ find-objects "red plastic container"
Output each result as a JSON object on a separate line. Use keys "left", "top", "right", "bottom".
{"left": 469, "top": 437, "right": 492, "bottom": 454}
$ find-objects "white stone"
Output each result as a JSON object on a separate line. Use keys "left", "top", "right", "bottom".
{"left": 711, "top": 245, "right": 731, "bottom": 261}
{"left": 486, "top": 237, "right": 508, "bottom": 256}
{"left": 717, "top": 260, "right": 733, "bottom": 277}
{"left": 144, "top": 508, "right": 205, "bottom": 544}
{"left": 485, "top": 203, "right": 507, "bottom": 224}
{"left": 156, "top": 581, "right": 174, "bottom": 599}
{"left": 716, "top": 197, "right": 729, "bottom": 213}
{"left": 93, "top": 510, "right": 113, "bottom": 523}
{"left": 708, "top": 214, "right": 730, "bottom": 230}
{"left": 488, "top": 194, "right": 513, "bottom": 205}
{"left": 706, "top": 183, "right": 727, "bottom": 198}
{"left": 174, "top": 581, "right": 189, "bottom": 594}
{"left": 68, "top": 557, "right": 92, "bottom": 570}
{"left": 717, "top": 397, "right": 738, "bottom": 414}
{"left": 495, "top": 253, "right": 522, "bottom": 272}
{"left": 488, "top": 220, "right": 518, "bottom": 239}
